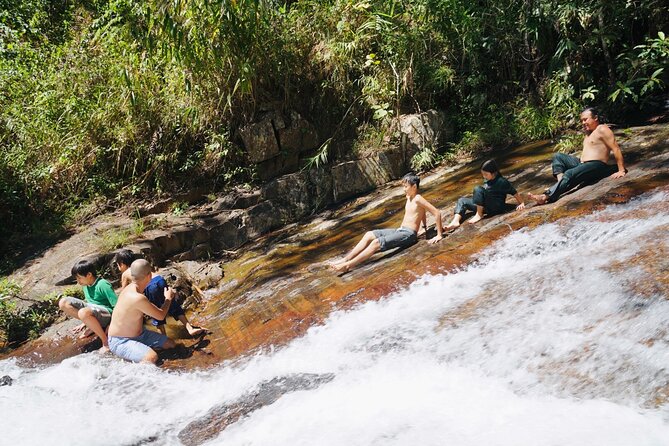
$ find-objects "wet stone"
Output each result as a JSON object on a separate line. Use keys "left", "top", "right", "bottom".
{"left": 0, "top": 375, "right": 13, "bottom": 386}
{"left": 177, "top": 373, "right": 335, "bottom": 446}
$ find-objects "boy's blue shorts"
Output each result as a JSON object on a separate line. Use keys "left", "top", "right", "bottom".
{"left": 109, "top": 328, "right": 169, "bottom": 363}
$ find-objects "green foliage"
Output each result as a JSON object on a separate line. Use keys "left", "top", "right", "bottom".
{"left": 0, "top": 279, "right": 60, "bottom": 349}
{"left": 170, "top": 201, "right": 189, "bottom": 216}
{"left": 410, "top": 144, "right": 442, "bottom": 172}
{"left": 610, "top": 32, "right": 669, "bottom": 104}
{"left": 554, "top": 133, "right": 583, "bottom": 154}
{"left": 0, "top": 0, "right": 667, "bottom": 259}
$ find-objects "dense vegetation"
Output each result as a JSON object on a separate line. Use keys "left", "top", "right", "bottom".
{"left": 1, "top": 0, "right": 667, "bottom": 271}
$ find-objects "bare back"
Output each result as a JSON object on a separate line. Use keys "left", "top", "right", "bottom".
{"left": 108, "top": 284, "right": 150, "bottom": 338}
{"left": 581, "top": 124, "right": 614, "bottom": 163}
{"left": 400, "top": 194, "right": 427, "bottom": 232}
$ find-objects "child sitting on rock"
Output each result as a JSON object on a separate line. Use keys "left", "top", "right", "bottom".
{"left": 59, "top": 259, "right": 118, "bottom": 352}
{"left": 445, "top": 159, "right": 525, "bottom": 229}
{"left": 330, "top": 172, "right": 443, "bottom": 273}
{"left": 114, "top": 250, "right": 205, "bottom": 337}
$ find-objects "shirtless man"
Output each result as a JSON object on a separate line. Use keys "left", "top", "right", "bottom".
{"left": 330, "top": 173, "right": 443, "bottom": 273}
{"left": 114, "top": 249, "right": 205, "bottom": 337}
{"left": 108, "top": 259, "right": 177, "bottom": 364}
{"left": 528, "top": 107, "right": 626, "bottom": 204}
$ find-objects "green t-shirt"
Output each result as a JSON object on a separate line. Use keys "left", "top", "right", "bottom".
{"left": 83, "top": 278, "right": 118, "bottom": 313}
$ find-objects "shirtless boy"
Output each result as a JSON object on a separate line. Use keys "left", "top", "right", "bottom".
{"left": 108, "top": 259, "right": 177, "bottom": 364}
{"left": 114, "top": 250, "right": 204, "bottom": 337}
{"left": 331, "top": 173, "right": 443, "bottom": 273}
{"left": 528, "top": 107, "right": 626, "bottom": 204}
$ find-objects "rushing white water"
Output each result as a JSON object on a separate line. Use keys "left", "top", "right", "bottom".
{"left": 2, "top": 190, "right": 669, "bottom": 446}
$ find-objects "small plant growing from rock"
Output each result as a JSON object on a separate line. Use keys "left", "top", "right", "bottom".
{"left": 0, "top": 279, "right": 61, "bottom": 350}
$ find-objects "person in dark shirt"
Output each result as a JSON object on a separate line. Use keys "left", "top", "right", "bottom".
{"left": 445, "top": 159, "right": 525, "bottom": 229}
{"left": 114, "top": 250, "right": 206, "bottom": 337}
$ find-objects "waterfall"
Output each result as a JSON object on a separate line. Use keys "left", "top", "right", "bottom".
{"left": 2, "top": 189, "right": 668, "bottom": 446}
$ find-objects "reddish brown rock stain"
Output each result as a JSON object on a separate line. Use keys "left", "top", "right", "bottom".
{"left": 6, "top": 131, "right": 669, "bottom": 375}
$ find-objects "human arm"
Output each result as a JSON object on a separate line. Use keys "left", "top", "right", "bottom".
{"left": 136, "top": 287, "right": 174, "bottom": 320}
{"left": 602, "top": 126, "right": 626, "bottom": 178}
{"left": 513, "top": 193, "right": 525, "bottom": 210}
{"left": 416, "top": 196, "right": 443, "bottom": 243}
{"left": 121, "top": 270, "right": 132, "bottom": 289}
{"left": 419, "top": 213, "right": 428, "bottom": 237}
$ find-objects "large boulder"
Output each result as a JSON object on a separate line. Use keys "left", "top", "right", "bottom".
{"left": 261, "top": 166, "right": 333, "bottom": 220}
{"left": 399, "top": 110, "right": 453, "bottom": 159}
{"left": 256, "top": 150, "right": 299, "bottom": 181}
{"left": 239, "top": 117, "right": 280, "bottom": 163}
{"left": 277, "top": 111, "right": 319, "bottom": 154}
{"left": 209, "top": 189, "right": 261, "bottom": 211}
{"left": 239, "top": 111, "right": 319, "bottom": 165}
{"left": 331, "top": 147, "right": 406, "bottom": 202}
{"left": 243, "top": 200, "right": 284, "bottom": 239}
{"left": 206, "top": 211, "right": 248, "bottom": 251}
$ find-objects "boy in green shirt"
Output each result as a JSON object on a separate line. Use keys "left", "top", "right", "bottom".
{"left": 58, "top": 259, "right": 118, "bottom": 351}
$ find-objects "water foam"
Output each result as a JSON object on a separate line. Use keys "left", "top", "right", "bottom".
{"left": 2, "top": 190, "right": 668, "bottom": 445}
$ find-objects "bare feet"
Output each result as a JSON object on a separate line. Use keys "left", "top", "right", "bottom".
{"left": 186, "top": 324, "right": 206, "bottom": 337}
{"left": 527, "top": 192, "right": 548, "bottom": 205}
{"left": 99, "top": 345, "right": 110, "bottom": 354}
{"left": 330, "top": 262, "right": 350, "bottom": 273}
{"left": 467, "top": 214, "right": 483, "bottom": 224}
{"left": 444, "top": 217, "right": 461, "bottom": 230}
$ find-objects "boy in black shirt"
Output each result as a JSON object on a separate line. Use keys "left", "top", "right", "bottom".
{"left": 445, "top": 159, "right": 525, "bottom": 229}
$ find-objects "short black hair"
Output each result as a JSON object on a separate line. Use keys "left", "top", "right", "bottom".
{"left": 114, "top": 249, "right": 135, "bottom": 267}
{"left": 71, "top": 259, "right": 97, "bottom": 278}
{"left": 581, "top": 106, "right": 600, "bottom": 121}
{"left": 481, "top": 159, "right": 499, "bottom": 174}
{"left": 402, "top": 172, "right": 420, "bottom": 189}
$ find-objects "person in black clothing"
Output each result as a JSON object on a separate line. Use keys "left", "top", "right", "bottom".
{"left": 445, "top": 159, "right": 526, "bottom": 229}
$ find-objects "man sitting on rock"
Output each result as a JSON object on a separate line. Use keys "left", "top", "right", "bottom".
{"left": 528, "top": 107, "right": 627, "bottom": 204}
{"left": 108, "top": 259, "right": 178, "bottom": 364}
{"left": 114, "top": 249, "right": 205, "bottom": 337}
{"left": 59, "top": 259, "right": 118, "bottom": 352}
{"left": 330, "top": 172, "right": 443, "bottom": 273}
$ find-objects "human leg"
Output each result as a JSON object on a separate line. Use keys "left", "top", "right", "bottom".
{"left": 551, "top": 153, "right": 580, "bottom": 179}
{"left": 332, "top": 231, "right": 384, "bottom": 272}
{"left": 447, "top": 197, "right": 477, "bottom": 229}
{"left": 109, "top": 329, "right": 173, "bottom": 364}
{"left": 58, "top": 296, "right": 84, "bottom": 320}
{"left": 339, "top": 231, "right": 377, "bottom": 263}
{"left": 545, "top": 161, "right": 611, "bottom": 203}
{"left": 467, "top": 205, "right": 485, "bottom": 224}
{"left": 109, "top": 336, "right": 158, "bottom": 364}
{"left": 174, "top": 310, "right": 205, "bottom": 336}
{"left": 77, "top": 307, "right": 109, "bottom": 348}
{"left": 468, "top": 186, "right": 487, "bottom": 224}
{"left": 529, "top": 153, "right": 582, "bottom": 204}
{"left": 445, "top": 214, "right": 463, "bottom": 229}
{"left": 60, "top": 297, "right": 110, "bottom": 343}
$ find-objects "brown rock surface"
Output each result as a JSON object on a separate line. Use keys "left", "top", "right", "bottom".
{"left": 5, "top": 123, "right": 669, "bottom": 372}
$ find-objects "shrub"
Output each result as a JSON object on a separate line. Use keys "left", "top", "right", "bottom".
{"left": 0, "top": 279, "right": 60, "bottom": 349}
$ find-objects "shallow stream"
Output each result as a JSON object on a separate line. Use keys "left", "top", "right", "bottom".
{"left": 1, "top": 189, "right": 668, "bottom": 445}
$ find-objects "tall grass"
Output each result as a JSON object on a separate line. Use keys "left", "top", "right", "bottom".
{"left": 0, "top": 0, "right": 666, "bottom": 272}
